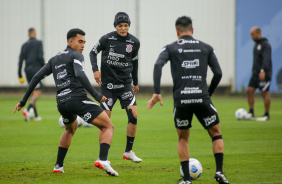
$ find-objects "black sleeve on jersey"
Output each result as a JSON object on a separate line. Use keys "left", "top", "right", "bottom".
{"left": 18, "top": 44, "right": 25, "bottom": 78}
{"left": 208, "top": 50, "right": 222, "bottom": 96}
{"left": 153, "top": 47, "right": 169, "bottom": 94}
{"left": 262, "top": 43, "right": 271, "bottom": 71}
{"left": 73, "top": 59, "right": 103, "bottom": 102}
{"left": 131, "top": 40, "right": 140, "bottom": 86}
{"left": 38, "top": 41, "right": 45, "bottom": 67}
{"left": 89, "top": 36, "right": 106, "bottom": 73}
{"left": 20, "top": 61, "right": 52, "bottom": 106}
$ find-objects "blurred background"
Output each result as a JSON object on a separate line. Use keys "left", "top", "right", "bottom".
{"left": 0, "top": 0, "right": 281, "bottom": 94}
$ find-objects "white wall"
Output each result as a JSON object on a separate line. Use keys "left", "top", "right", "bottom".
{"left": 0, "top": 0, "right": 235, "bottom": 89}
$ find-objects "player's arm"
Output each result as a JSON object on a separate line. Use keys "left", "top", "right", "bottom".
{"left": 18, "top": 45, "right": 25, "bottom": 82}
{"left": 14, "top": 61, "right": 52, "bottom": 113}
{"left": 73, "top": 56, "right": 104, "bottom": 103}
{"left": 132, "top": 41, "right": 140, "bottom": 94}
{"left": 260, "top": 44, "right": 271, "bottom": 81}
{"left": 89, "top": 37, "right": 105, "bottom": 86}
{"left": 208, "top": 50, "right": 222, "bottom": 96}
{"left": 38, "top": 41, "right": 45, "bottom": 66}
{"left": 147, "top": 46, "right": 169, "bottom": 109}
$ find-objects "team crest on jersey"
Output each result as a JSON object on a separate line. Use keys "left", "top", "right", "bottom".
{"left": 126, "top": 44, "right": 133, "bottom": 53}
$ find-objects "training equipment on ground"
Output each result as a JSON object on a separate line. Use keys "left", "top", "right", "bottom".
{"left": 180, "top": 158, "right": 202, "bottom": 180}
{"left": 58, "top": 116, "right": 83, "bottom": 128}
{"left": 235, "top": 108, "right": 247, "bottom": 120}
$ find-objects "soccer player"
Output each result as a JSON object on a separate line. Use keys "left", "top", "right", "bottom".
{"left": 18, "top": 28, "right": 45, "bottom": 121}
{"left": 246, "top": 26, "right": 272, "bottom": 121}
{"left": 147, "top": 16, "right": 229, "bottom": 184}
{"left": 14, "top": 28, "right": 119, "bottom": 176}
{"left": 89, "top": 12, "right": 142, "bottom": 163}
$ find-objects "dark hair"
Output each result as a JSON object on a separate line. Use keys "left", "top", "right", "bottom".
{"left": 67, "top": 28, "right": 85, "bottom": 41}
{"left": 175, "top": 16, "right": 193, "bottom": 32}
{"left": 28, "top": 28, "right": 35, "bottom": 34}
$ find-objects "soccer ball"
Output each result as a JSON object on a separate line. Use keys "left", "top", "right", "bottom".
{"left": 80, "top": 117, "right": 94, "bottom": 127}
{"left": 58, "top": 116, "right": 83, "bottom": 128}
{"left": 180, "top": 158, "right": 203, "bottom": 180}
{"left": 235, "top": 108, "right": 247, "bottom": 120}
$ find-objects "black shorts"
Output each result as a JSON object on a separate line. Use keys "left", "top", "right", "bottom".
{"left": 100, "top": 84, "right": 136, "bottom": 111}
{"left": 174, "top": 101, "right": 220, "bottom": 130}
{"left": 248, "top": 75, "right": 271, "bottom": 91}
{"left": 57, "top": 97, "right": 103, "bottom": 125}
{"left": 26, "top": 71, "right": 43, "bottom": 90}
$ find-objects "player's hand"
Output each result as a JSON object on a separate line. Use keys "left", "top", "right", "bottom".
{"left": 146, "top": 94, "right": 163, "bottom": 110}
{"left": 100, "top": 96, "right": 107, "bottom": 103}
{"left": 259, "top": 71, "right": 265, "bottom": 81}
{"left": 19, "top": 78, "right": 25, "bottom": 83}
{"left": 94, "top": 71, "right": 102, "bottom": 86}
{"left": 132, "top": 85, "right": 139, "bottom": 94}
{"left": 14, "top": 102, "right": 23, "bottom": 114}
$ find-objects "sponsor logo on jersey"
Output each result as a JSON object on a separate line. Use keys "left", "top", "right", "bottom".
{"left": 108, "top": 36, "right": 117, "bottom": 40}
{"left": 57, "top": 80, "right": 70, "bottom": 87}
{"left": 107, "top": 83, "right": 124, "bottom": 89}
{"left": 182, "top": 59, "right": 199, "bottom": 69}
{"left": 203, "top": 115, "right": 216, "bottom": 126}
{"left": 126, "top": 44, "right": 133, "bottom": 53}
{"left": 126, "top": 39, "right": 134, "bottom": 43}
{"left": 107, "top": 60, "right": 128, "bottom": 67}
{"left": 57, "top": 51, "right": 69, "bottom": 56}
{"left": 82, "top": 112, "right": 92, "bottom": 122}
{"left": 57, "top": 88, "right": 72, "bottom": 97}
{"left": 109, "top": 52, "right": 125, "bottom": 58}
{"left": 177, "top": 39, "right": 199, "bottom": 45}
{"left": 179, "top": 49, "right": 201, "bottom": 53}
{"left": 55, "top": 64, "right": 66, "bottom": 69}
{"left": 181, "top": 87, "right": 202, "bottom": 94}
{"left": 178, "top": 49, "right": 183, "bottom": 53}
{"left": 176, "top": 118, "right": 189, "bottom": 127}
{"left": 121, "top": 91, "right": 133, "bottom": 100}
{"left": 181, "top": 99, "right": 203, "bottom": 104}
{"left": 110, "top": 45, "right": 116, "bottom": 47}
{"left": 181, "top": 75, "right": 202, "bottom": 81}
{"left": 57, "top": 69, "right": 67, "bottom": 79}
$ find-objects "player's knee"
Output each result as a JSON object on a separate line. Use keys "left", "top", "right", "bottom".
{"left": 126, "top": 108, "right": 137, "bottom": 125}
{"left": 212, "top": 135, "right": 223, "bottom": 142}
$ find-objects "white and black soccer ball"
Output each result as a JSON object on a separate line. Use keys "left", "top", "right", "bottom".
{"left": 58, "top": 116, "right": 83, "bottom": 128}
{"left": 180, "top": 158, "right": 203, "bottom": 180}
{"left": 235, "top": 108, "right": 247, "bottom": 120}
{"left": 79, "top": 117, "right": 94, "bottom": 127}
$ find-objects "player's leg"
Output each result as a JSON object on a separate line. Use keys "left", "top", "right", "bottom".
{"left": 91, "top": 111, "right": 119, "bottom": 176}
{"left": 54, "top": 117, "right": 78, "bottom": 173}
{"left": 123, "top": 105, "right": 142, "bottom": 163}
{"left": 246, "top": 76, "right": 258, "bottom": 119}
{"left": 257, "top": 81, "right": 271, "bottom": 121}
{"left": 174, "top": 106, "right": 192, "bottom": 183}
{"left": 29, "top": 89, "right": 42, "bottom": 121}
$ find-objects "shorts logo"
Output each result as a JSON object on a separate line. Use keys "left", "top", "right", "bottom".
{"left": 107, "top": 83, "right": 114, "bottom": 89}
{"left": 82, "top": 112, "right": 92, "bottom": 122}
{"left": 203, "top": 115, "right": 216, "bottom": 126}
{"left": 182, "top": 59, "right": 199, "bottom": 69}
{"left": 176, "top": 118, "right": 189, "bottom": 127}
{"left": 121, "top": 91, "right": 133, "bottom": 100}
{"left": 126, "top": 44, "right": 133, "bottom": 53}
{"left": 107, "top": 98, "right": 113, "bottom": 107}
{"left": 62, "top": 117, "right": 69, "bottom": 123}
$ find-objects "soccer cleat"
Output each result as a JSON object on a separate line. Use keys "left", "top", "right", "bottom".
{"left": 177, "top": 178, "right": 192, "bottom": 184}
{"left": 22, "top": 109, "right": 30, "bottom": 121}
{"left": 214, "top": 171, "right": 229, "bottom": 184}
{"left": 245, "top": 113, "right": 255, "bottom": 120}
{"left": 94, "top": 159, "right": 119, "bottom": 176}
{"left": 256, "top": 116, "right": 270, "bottom": 121}
{"left": 53, "top": 164, "right": 64, "bottom": 173}
{"left": 34, "top": 116, "right": 42, "bottom": 121}
{"left": 123, "top": 150, "right": 142, "bottom": 163}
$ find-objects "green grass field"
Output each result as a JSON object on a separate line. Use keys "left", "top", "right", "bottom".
{"left": 0, "top": 94, "right": 281, "bottom": 184}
